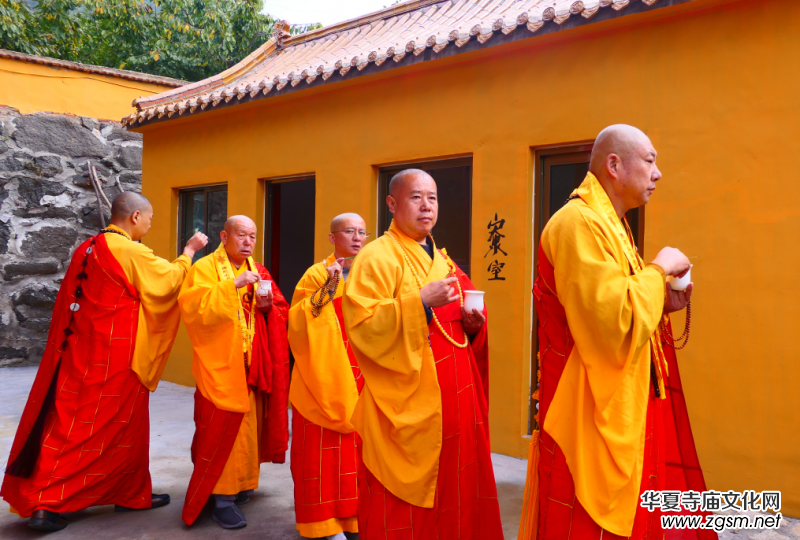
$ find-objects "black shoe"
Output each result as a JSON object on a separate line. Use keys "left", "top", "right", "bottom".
{"left": 234, "top": 492, "right": 250, "bottom": 506}
{"left": 28, "top": 510, "right": 68, "bottom": 532}
{"left": 211, "top": 504, "right": 247, "bottom": 529}
{"left": 344, "top": 533, "right": 360, "bottom": 540}
{"left": 115, "top": 493, "right": 171, "bottom": 512}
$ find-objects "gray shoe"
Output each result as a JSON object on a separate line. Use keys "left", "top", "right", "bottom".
{"left": 344, "top": 533, "right": 360, "bottom": 540}
{"left": 28, "top": 510, "right": 68, "bottom": 532}
{"left": 211, "top": 504, "right": 247, "bottom": 529}
{"left": 234, "top": 492, "right": 250, "bottom": 506}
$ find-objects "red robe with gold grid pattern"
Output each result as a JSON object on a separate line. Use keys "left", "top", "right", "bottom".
{"left": 533, "top": 243, "right": 717, "bottom": 540}
{"left": 290, "top": 298, "right": 364, "bottom": 532}
{"left": 357, "top": 262, "right": 503, "bottom": 540}
{"left": 1, "top": 234, "right": 158, "bottom": 516}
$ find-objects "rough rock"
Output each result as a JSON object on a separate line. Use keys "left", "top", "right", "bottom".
{"left": 115, "top": 145, "right": 142, "bottom": 170}
{"left": 3, "top": 261, "right": 60, "bottom": 280}
{"left": 16, "top": 176, "right": 68, "bottom": 207}
{"left": 20, "top": 227, "right": 79, "bottom": 260}
{"left": 106, "top": 128, "right": 143, "bottom": 142}
{"left": 13, "top": 115, "right": 106, "bottom": 158}
{"left": 13, "top": 285, "right": 58, "bottom": 308}
{"left": 0, "top": 139, "right": 9, "bottom": 155}
{"left": 0, "top": 152, "right": 29, "bottom": 172}
{"left": 13, "top": 206, "right": 79, "bottom": 220}
{"left": 27, "top": 155, "right": 63, "bottom": 177}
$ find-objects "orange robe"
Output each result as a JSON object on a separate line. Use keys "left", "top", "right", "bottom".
{"left": 1, "top": 225, "right": 190, "bottom": 516}
{"left": 288, "top": 254, "right": 363, "bottom": 537}
{"left": 178, "top": 244, "right": 290, "bottom": 526}
{"left": 342, "top": 221, "right": 503, "bottom": 539}
{"left": 531, "top": 173, "right": 716, "bottom": 540}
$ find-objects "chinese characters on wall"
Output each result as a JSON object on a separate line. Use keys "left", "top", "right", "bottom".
{"left": 485, "top": 213, "right": 507, "bottom": 281}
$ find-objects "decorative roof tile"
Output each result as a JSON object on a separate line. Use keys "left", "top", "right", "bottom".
{"left": 124, "top": 0, "right": 677, "bottom": 127}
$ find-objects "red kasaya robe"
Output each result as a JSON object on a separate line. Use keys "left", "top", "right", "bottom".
{"left": 290, "top": 298, "right": 364, "bottom": 534}
{"left": 357, "top": 261, "right": 502, "bottom": 540}
{"left": 1, "top": 232, "right": 185, "bottom": 516}
{"left": 181, "top": 262, "right": 290, "bottom": 526}
{"left": 533, "top": 243, "right": 717, "bottom": 540}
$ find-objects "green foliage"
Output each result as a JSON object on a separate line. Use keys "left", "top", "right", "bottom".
{"left": 0, "top": 0, "right": 320, "bottom": 82}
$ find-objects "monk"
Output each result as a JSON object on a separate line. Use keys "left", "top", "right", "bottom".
{"left": 1, "top": 193, "right": 207, "bottom": 532}
{"left": 178, "top": 215, "right": 290, "bottom": 529}
{"left": 527, "top": 125, "right": 716, "bottom": 540}
{"left": 288, "top": 213, "right": 369, "bottom": 540}
{"left": 342, "top": 170, "right": 504, "bottom": 539}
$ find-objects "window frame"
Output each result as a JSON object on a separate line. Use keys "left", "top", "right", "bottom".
{"left": 177, "top": 184, "right": 228, "bottom": 259}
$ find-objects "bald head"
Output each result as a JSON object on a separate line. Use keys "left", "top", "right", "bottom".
{"left": 589, "top": 124, "right": 652, "bottom": 174}
{"left": 111, "top": 192, "right": 151, "bottom": 220}
{"left": 224, "top": 215, "right": 257, "bottom": 233}
{"left": 329, "top": 212, "right": 367, "bottom": 258}
{"left": 588, "top": 124, "right": 662, "bottom": 217}
{"left": 389, "top": 169, "right": 432, "bottom": 198}
{"left": 330, "top": 213, "right": 365, "bottom": 233}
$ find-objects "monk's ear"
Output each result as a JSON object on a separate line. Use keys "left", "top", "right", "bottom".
{"left": 220, "top": 230, "right": 228, "bottom": 245}
{"left": 131, "top": 210, "right": 141, "bottom": 224}
{"left": 607, "top": 153, "right": 621, "bottom": 179}
{"left": 328, "top": 233, "right": 336, "bottom": 246}
{"left": 386, "top": 194, "right": 396, "bottom": 214}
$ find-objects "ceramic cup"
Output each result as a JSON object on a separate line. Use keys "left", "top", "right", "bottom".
{"left": 257, "top": 280, "right": 273, "bottom": 296}
{"left": 463, "top": 290, "right": 485, "bottom": 313}
{"left": 667, "top": 266, "right": 692, "bottom": 291}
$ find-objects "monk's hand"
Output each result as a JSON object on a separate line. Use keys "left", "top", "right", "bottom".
{"left": 256, "top": 289, "right": 273, "bottom": 312}
{"left": 326, "top": 258, "right": 345, "bottom": 282}
{"left": 664, "top": 282, "right": 693, "bottom": 314}
{"left": 234, "top": 270, "right": 260, "bottom": 289}
{"left": 420, "top": 277, "right": 459, "bottom": 308}
{"left": 183, "top": 232, "right": 208, "bottom": 258}
{"left": 461, "top": 307, "right": 486, "bottom": 335}
{"left": 651, "top": 247, "right": 691, "bottom": 277}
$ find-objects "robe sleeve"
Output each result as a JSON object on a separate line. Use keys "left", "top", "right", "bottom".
{"left": 288, "top": 264, "right": 359, "bottom": 433}
{"left": 545, "top": 205, "right": 665, "bottom": 412}
{"left": 107, "top": 238, "right": 192, "bottom": 391}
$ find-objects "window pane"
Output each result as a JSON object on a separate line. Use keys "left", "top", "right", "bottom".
{"left": 206, "top": 190, "right": 228, "bottom": 257}
{"left": 429, "top": 166, "right": 471, "bottom": 276}
{"left": 548, "top": 162, "right": 589, "bottom": 220}
{"left": 182, "top": 192, "right": 204, "bottom": 261}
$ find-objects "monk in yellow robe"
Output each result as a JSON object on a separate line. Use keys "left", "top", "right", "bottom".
{"left": 1, "top": 193, "right": 207, "bottom": 531}
{"left": 288, "top": 213, "right": 368, "bottom": 540}
{"left": 343, "top": 170, "right": 504, "bottom": 539}
{"left": 178, "top": 215, "right": 290, "bottom": 530}
{"left": 525, "top": 125, "right": 715, "bottom": 540}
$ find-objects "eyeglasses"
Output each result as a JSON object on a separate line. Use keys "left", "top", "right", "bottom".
{"left": 332, "top": 228, "right": 371, "bottom": 238}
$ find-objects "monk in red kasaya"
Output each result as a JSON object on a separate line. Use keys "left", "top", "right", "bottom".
{"left": 178, "top": 215, "right": 290, "bottom": 529}
{"left": 525, "top": 125, "right": 716, "bottom": 540}
{"left": 342, "top": 169, "right": 504, "bottom": 539}
{"left": 1, "top": 192, "right": 207, "bottom": 532}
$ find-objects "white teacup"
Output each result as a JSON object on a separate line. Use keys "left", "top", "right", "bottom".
{"left": 463, "top": 290, "right": 485, "bottom": 313}
{"left": 667, "top": 266, "right": 692, "bottom": 291}
{"left": 257, "top": 280, "right": 272, "bottom": 296}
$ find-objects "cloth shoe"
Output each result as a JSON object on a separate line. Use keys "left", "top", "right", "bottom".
{"left": 28, "top": 510, "right": 68, "bottom": 532}
{"left": 211, "top": 503, "right": 247, "bottom": 529}
{"left": 115, "top": 493, "right": 170, "bottom": 512}
{"left": 344, "top": 533, "right": 360, "bottom": 540}
{"left": 235, "top": 489, "right": 253, "bottom": 506}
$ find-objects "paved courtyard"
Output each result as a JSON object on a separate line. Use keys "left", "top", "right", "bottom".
{"left": 0, "top": 366, "right": 797, "bottom": 540}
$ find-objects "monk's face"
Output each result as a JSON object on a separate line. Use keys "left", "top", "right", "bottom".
{"left": 130, "top": 206, "right": 154, "bottom": 241}
{"left": 221, "top": 219, "right": 257, "bottom": 266}
{"left": 616, "top": 139, "right": 662, "bottom": 209}
{"left": 387, "top": 173, "right": 438, "bottom": 242}
{"left": 329, "top": 216, "right": 367, "bottom": 258}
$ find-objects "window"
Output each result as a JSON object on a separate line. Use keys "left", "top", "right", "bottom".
{"left": 529, "top": 146, "right": 645, "bottom": 432}
{"left": 264, "top": 177, "right": 316, "bottom": 299}
{"left": 378, "top": 158, "right": 472, "bottom": 276}
{"left": 178, "top": 185, "right": 228, "bottom": 262}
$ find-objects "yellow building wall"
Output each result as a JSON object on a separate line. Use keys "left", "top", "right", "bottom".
{"left": 137, "top": 0, "right": 800, "bottom": 516}
{"left": 0, "top": 57, "right": 174, "bottom": 120}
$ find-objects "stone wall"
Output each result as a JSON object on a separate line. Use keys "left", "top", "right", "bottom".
{"left": 0, "top": 106, "right": 142, "bottom": 367}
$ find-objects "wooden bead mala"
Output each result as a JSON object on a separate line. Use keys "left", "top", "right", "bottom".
{"left": 661, "top": 301, "right": 691, "bottom": 350}
{"left": 311, "top": 270, "right": 340, "bottom": 317}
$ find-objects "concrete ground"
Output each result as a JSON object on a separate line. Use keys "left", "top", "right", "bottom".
{"left": 0, "top": 366, "right": 797, "bottom": 540}
{"left": 0, "top": 367, "right": 527, "bottom": 539}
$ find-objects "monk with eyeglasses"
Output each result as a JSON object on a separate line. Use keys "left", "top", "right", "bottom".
{"left": 288, "top": 213, "right": 369, "bottom": 540}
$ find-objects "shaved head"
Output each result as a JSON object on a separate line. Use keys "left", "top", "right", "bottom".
{"left": 389, "top": 169, "right": 431, "bottom": 198}
{"left": 589, "top": 124, "right": 652, "bottom": 175}
{"left": 330, "top": 212, "right": 364, "bottom": 233}
{"left": 111, "top": 192, "right": 152, "bottom": 220}
{"left": 589, "top": 124, "right": 662, "bottom": 217}
{"left": 224, "top": 215, "right": 257, "bottom": 233}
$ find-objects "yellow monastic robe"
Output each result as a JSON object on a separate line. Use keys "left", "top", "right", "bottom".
{"left": 178, "top": 255, "right": 261, "bottom": 495}
{"left": 103, "top": 224, "right": 191, "bottom": 390}
{"left": 541, "top": 172, "right": 666, "bottom": 535}
{"left": 288, "top": 253, "right": 359, "bottom": 433}
{"left": 342, "top": 221, "right": 452, "bottom": 508}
